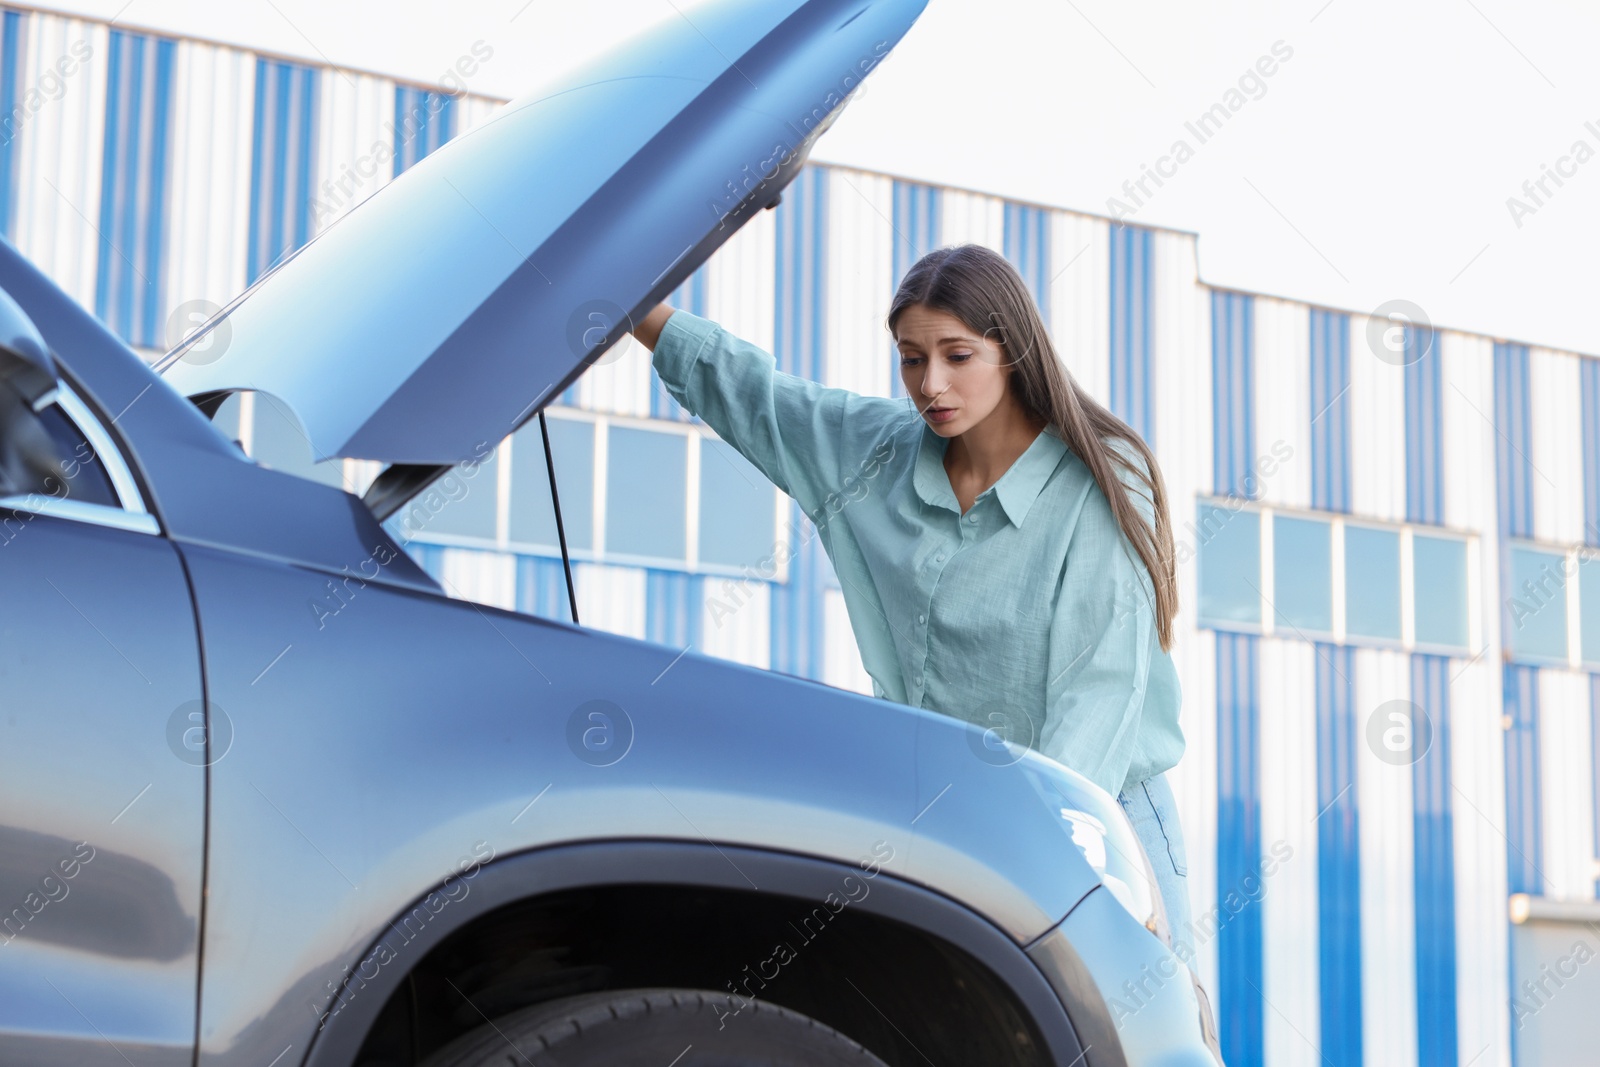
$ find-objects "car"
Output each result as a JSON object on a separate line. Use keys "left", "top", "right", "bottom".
{"left": 0, "top": 0, "right": 1224, "bottom": 1064}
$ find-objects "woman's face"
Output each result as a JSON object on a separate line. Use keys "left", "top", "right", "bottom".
{"left": 894, "top": 303, "right": 1018, "bottom": 438}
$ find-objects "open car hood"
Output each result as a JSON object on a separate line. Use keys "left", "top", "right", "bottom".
{"left": 160, "top": 0, "right": 925, "bottom": 482}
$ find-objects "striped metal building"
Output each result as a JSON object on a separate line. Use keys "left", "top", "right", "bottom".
{"left": 2, "top": 6, "right": 1598, "bottom": 1065}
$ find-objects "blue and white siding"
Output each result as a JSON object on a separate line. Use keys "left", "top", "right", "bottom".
{"left": 517, "top": 555, "right": 575, "bottom": 622}
{"left": 1356, "top": 647, "right": 1419, "bottom": 1066}
{"left": 1304, "top": 301, "right": 1351, "bottom": 921}
{"left": 938, "top": 186, "right": 1003, "bottom": 252}
{"left": 1314, "top": 641, "right": 1362, "bottom": 1067}
{"left": 1308, "top": 308, "right": 1352, "bottom": 513}
{"left": 1439, "top": 329, "right": 1510, "bottom": 1067}
{"left": 1258, "top": 637, "right": 1321, "bottom": 1067}
{"left": 1502, "top": 663, "right": 1543, "bottom": 898}
{"left": 245, "top": 56, "right": 318, "bottom": 285}
{"left": 1410, "top": 653, "right": 1457, "bottom": 1067}
{"left": 704, "top": 195, "right": 775, "bottom": 353}
{"left": 13, "top": 14, "right": 109, "bottom": 313}
{"left": 1584, "top": 359, "right": 1600, "bottom": 554}
{"left": 573, "top": 562, "right": 646, "bottom": 639}
{"left": 1494, "top": 342, "right": 1544, "bottom": 908}
{"left": 1405, "top": 324, "right": 1457, "bottom": 1067}
{"left": 1348, "top": 312, "right": 1408, "bottom": 522}
{"left": 1252, "top": 297, "right": 1311, "bottom": 510}
{"left": 314, "top": 69, "right": 394, "bottom": 233}
{"left": 1529, "top": 348, "right": 1586, "bottom": 546}
{"left": 1050, "top": 211, "right": 1110, "bottom": 406}
{"left": 456, "top": 92, "right": 503, "bottom": 135}
{"left": 1109, "top": 222, "right": 1155, "bottom": 448}
{"left": 1214, "top": 630, "right": 1264, "bottom": 1067}
{"left": 1208, "top": 284, "right": 1262, "bottom": 1067}
{"left": 1003, "top": 201, "right": 1050, "bottom": 327}
{"left": 1538, "top": 669, "right": 1594, "bottom": 899}
{"left": 94, "top": 27, "right": 176, "bottom": 349}
{"left": 644, "top": 568, "right": 702, "bottom": 651}
{"left": 1403, "top": 324, "right": 1444, "bottom": 528}
{"left": 1449, "top": 647, "right": 1511, "bottom": 1067}
{"left": 1527, "top": 348, "right": 1597, "bottom": 901}
{"left": 886, "top": 177, "right": 939, "bottom": 400}
{"left": 1195, "top": 280, "right": 1534, "bottom": 1065}
{"left": 391, "top": 82, "right": 454, "bottom": 176}
{"left": 824, "top": 166, "right": 894, "bottom": 400}
{"left": 166, "top": 41, "right": 253, "bottom": 326}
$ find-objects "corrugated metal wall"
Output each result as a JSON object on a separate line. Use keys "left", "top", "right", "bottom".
{"left": 0, "top": 7, "right": 1595, "bottom": 1065}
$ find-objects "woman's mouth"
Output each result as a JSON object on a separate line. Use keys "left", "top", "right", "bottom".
{"left": 926, "top": 406, "right": 956, "bottom": 423}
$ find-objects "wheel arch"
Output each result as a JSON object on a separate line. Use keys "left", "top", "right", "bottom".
{"left": 298, "top": 839, "right": 1111, "bottom": 1067}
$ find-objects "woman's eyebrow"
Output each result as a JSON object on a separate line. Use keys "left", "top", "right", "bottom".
{"left": 895, "top": 335, "right": 976, "bottom": 348}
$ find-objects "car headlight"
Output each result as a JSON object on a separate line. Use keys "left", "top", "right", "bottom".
{"left": 1024, "top": 763, "right": 1170, "bottom": 945}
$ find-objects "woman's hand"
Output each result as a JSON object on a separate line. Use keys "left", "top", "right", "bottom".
{"left": 630, "top": 303, "right": 676, "bottom": 352}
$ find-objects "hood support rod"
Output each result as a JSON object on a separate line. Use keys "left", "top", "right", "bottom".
{"left": 537, "top": 409, "right": 580, "bottom": 626}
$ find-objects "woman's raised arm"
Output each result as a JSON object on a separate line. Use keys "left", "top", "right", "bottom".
{"left": 630, "top": 303, "right": 904, "bottom": 523}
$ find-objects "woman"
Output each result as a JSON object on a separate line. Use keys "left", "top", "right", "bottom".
{"left": 629, "top": 243, "right": 1190, "bottom": 938}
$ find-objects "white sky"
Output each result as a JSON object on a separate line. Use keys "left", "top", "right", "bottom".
{"left": 31, "top": 0, "right": 1600, "bottom": 357}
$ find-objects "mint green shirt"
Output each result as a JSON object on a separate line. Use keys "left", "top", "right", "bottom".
{"left": 650, "top": 309, "right": 1184, "bottom": 798}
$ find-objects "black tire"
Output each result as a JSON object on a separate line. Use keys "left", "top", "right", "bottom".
{"left": 420, "top": 987, "right": 890, "bottom": 1067}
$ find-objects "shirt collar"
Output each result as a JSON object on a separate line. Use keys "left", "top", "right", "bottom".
{"left": 912, "top": 421, "right": 1070, "bottom": 528}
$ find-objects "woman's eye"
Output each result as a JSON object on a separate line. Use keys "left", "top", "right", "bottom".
{"left": 899, "top": 357, "right": 921, "bottom": 367}
{"left": 949, "top": 352, "right": 972, "bottom": 362}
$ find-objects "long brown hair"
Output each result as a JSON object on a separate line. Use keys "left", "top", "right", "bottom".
{"left": 886, "top": 243, "right": 1179, "bottom": 652}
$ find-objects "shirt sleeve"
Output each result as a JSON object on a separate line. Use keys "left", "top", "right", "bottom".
{"left": 1038, "top": 453, "right": 1161, "bottom": 799}
{"left": 650, "top": 308, "right": 897, "bottom": 519}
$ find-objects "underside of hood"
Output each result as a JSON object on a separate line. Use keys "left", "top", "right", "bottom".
{"left": 158, "top": 0, "right": 926, "bottom": 514}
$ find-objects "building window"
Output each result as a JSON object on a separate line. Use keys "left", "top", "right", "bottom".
{"left": 387, "top": 410, "right": 779, "bottom": 580}
{"left": 1580, "top": 554, "right": 1600, "bottom": 667}
{"left": 698, "top": 437, "right": 775, "bottom": 568}
{"left": 509, "top": 416, "right": 594, "bottom": 551}
{"left": 1507, "top": 545, "right": 1569, "bottom": 663}
{"left": 1197, "top": 498, "right": 1474, "bottom": 655}
{"left": 1197, "top": 503, "right": 1261, "bottom": 627}
{"left": 1486, "top": 539, "right": 1600, "bottom": 670}
{"left": 606, "top": 424, "right": 686, "bottom": 560}
{"left": 1273, "top": 515, "right": 1332, "bottom": 634}
{"left": 1344, "top": 524, "right": 1401, "bottom": 641}
{"left": 412, "top": 443, "right": 500, "bottom": 541}
{"left": 1413, "top": 534, "right": 1469, "bottom": 650}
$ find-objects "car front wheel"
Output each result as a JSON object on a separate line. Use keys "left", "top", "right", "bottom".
{"left": 420, "top": 987, "right": 891, "bottom": 1066}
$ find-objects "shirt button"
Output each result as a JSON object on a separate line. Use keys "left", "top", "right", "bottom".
{"left": 935, "top": 553, "right": 944, "bottom": 563}
{"left": 918, "top": 614, "right": 926, "bottom": 624}
{"left": 967, "top": 514, "right": 978, "bottom": 523}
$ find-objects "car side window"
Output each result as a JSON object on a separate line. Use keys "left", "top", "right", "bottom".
{"left": 32, "top": 402, "right": 119, "bottom": 506}
{"left": 0, "top": 382, "right": 157, "bottom": 535}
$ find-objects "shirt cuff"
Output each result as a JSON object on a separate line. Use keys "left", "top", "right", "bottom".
{"left": 651, "top": 307, "right": 722, "bottom": 390}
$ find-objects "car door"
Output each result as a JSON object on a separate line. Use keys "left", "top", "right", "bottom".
{"left": 0, "top": 379, "right": 204, "bottom": 1067}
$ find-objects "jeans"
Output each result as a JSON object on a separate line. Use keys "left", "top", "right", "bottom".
{"left": 1115, "top": 771, "right": 1192, "bottom": 941}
